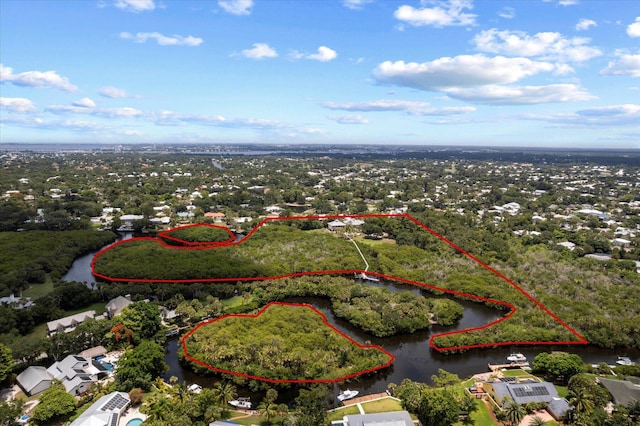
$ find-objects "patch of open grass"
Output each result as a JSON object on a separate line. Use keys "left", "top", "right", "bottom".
{"left": 361, "top": 397, "right": 403, "bottom": 413}
{"left": 458, "top": 399, "right": 499, "bottom": 426}
{"left": 502, "top": 369, "right": 535, "bottom": 378}
{"left": 23, "top": 277, "right": 54, "bottom": 299}
{"left": 554, "top": 384, "right": 569, "bottom": 398}
{"left": 25, "top": 302, "right": 107, "bottom": 340}
{"left": 222, "top": 295, "right": 249, "bottom": 309}
{"left": 327, "top": 404, "right": 361, "bottom": 422}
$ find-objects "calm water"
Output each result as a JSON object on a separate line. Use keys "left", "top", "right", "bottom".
{"left": 63, "top": 239, "right": 639, "bottom": 399}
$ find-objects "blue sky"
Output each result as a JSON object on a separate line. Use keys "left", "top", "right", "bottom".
{"left": 1, "top": 0, "right": 638, "bottom": 148}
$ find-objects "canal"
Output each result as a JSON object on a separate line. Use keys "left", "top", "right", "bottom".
{"left": 63, "top": 237, "right": 639, "bottom": 399}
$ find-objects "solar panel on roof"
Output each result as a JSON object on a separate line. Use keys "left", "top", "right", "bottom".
{"left": 512, "top": 386, "right": 550, "bottom": 398}
{"left": 101, "top": 394, "right": 129, "bottom": 412}
{"left": 110, "top": 414, "right": 119, "bottom": 426}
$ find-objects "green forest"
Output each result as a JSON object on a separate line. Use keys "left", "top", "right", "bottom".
{"left": 160, "top": 224, "right": 233, "bottom": 245}
{"left": 182, "top": 303, "right": 391, "bottom": 382}
{"left": 0, "top": 230, "right": 116, "bottom": 295}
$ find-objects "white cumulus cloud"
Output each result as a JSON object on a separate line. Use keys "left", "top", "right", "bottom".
{"left": 218, "top": 0, "right": 253, "bottom": 15}
{"left": 72, "top": 98, "right": 96, "bottom": 108}
{"left": 241, "top": 43, "right": 278, "bottom": 59}
{"left": 115, "top": 0, "right": 155, "bottom": 12}
{"left": 307, "top": 46, "right": 337, "bottom": 62}
{"left": 119, "top": 32, "right": 203, "bottom": 46}
{"left": 628, "top": 17, "right": 640, "bottom": 37}
{"left": 600, "top": 52, "right": 640, "bottom": 77}
{"left": 0, "top": 97, "right": 36, "bottom": 113}
{"left": 445, "top": 84, "right": 595, "bottom": 105}
{"left": 322, "top": 99, "right": 476, "bottom": 115}
{"left": 394, "top": 0, "right": 477, "bottom": 28}
{"left": 343, "top": 0, "right": 374, "bottom": 10}
{"left": 328, "top": 114, "right": 370, "bottom": 124}
{"left": 99, "top": 87, "right": 131, "bottom": 98}
{"left": 473, "top": 29, "right": 602, "bottom": 62}
{"left": 374, "top": 55, "right": 558, "bottom": 90}
{"left": 576, "top": 18, "right": 597, "bottom": 31}
{"left": 498, "top": 7, "right": 515, "bottom": 19}
{"left": 0, "top": 64, "right": 77, "bottom": 92}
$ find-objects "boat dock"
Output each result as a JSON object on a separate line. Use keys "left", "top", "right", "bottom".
{"left": 488, "top": 362, "right": 530, "bottom": 372}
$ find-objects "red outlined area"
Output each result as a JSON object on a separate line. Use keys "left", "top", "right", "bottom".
{"left": 92, "top": 213, "right": 587, "bottom": 355}
{"left": 181, "top": 301, "right": 395, "bottom": 383}
{"left": 158, "top": 223, "right": 235, "bottom": 247}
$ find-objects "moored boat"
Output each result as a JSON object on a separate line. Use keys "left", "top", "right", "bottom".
{"left": 337, "top": 389, "right": 359, "bottom": 402}
{"left": 229, "top": 397, "right": 252, "bottom": 409}
{"left": 506, "top": 353, "right": 527, "bottom": 363}
{"left": 616, "top": 356, "right": 634, "bottom": 366}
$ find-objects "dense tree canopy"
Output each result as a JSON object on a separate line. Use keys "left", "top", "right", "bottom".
{"left": 115, "top": 340, "right": 168, "bottom": 391}
{"left": 531, "top": 351, "right": 584, "bottom": 384}
{"left": 183, "top": 303, "right": 391, "bottom": 382}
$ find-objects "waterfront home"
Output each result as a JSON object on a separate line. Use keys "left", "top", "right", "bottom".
{"left": 105, "top": 295, "right": 132, "bottom": 318}
{"left": 484, "top": 378, "right": 570, "bottom": 420}
{"left": 69, "top": 391, "right": 130, "bottom": 426}
{"left": 598, "top": 377, "right": 640, "bottom": 406}
{"left": 47, "top": 355, "right": 109, "bottom": 395}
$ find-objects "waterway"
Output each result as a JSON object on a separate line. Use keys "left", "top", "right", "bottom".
{"left": 63, "top": 239, "right": 639, "bottom": 398}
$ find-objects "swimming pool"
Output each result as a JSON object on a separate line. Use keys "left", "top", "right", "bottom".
{"left": 125, "top": 418, "right": 143, "bottom": 426}
{"left": 101, "top": 362, "right": 114, "bottom": 371}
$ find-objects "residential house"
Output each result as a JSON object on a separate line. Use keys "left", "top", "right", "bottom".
{"left": 328, "top": 220, "right": 346, "bottom": 232}
{"left": 47, "top": 355, "right": 109, "bottom": 395}
{"left": 598, "top": 378, "right": 640, "bottom": 406}
{"left": 484, "top": 378, "right": 570, "bottom": 419}
{"left": 0, "top": 294, "right": 34, "bottom": 309}
{"left": 69, "top": 391, "right": 130, "bottom": 426}
{"left": 105, "top": 295, "right": 132, "bottom": 318}
{"left": 204, "top": 212, "right": 226, "bottom": 223}
{"left": 16, "top": 366, "right": 54, "bottom": 396}
{"left": 343, "top": 411, "right": 413, "bottom": 426}
{"left": 47, "top": 310, "right": 96, "bottom": 335}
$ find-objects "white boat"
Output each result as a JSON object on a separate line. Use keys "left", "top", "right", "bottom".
{"left": 616, "top": 356, "right": 634, "bottom": 366}
{"left": 188, "top": 383, "right": 202, "bottom": 394}
{"left": 506, "top": 353, "right": 527, "bottom": 363}
{"left": 229, "top": 397, "right": 252, "bottom": 409}
{"left": 337, "top": 389, "right": 359, "bottom": 402}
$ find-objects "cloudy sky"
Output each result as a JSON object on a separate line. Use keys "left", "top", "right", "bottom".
{"left": 1, "top": 0, "right": 639, "bottom": 148}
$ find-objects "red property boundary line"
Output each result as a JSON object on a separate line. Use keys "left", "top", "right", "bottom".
{"left": 91, "top": 213, "right": 588, "bottom": 354}
{"left": 181, "top": 301, "right": 395, "bottom": 384}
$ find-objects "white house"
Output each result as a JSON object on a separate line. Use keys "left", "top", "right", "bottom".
{"left": 46, "top": 310, "right": 96, "bottom": 335}
{"left": 16, "top": 366, "right": 53, "bottom": 396}
{"left": 69, "top": 391, "right": 131, "bottom": 426}
{"left": 47, "top": 355, "right": 109, "bottom": 396}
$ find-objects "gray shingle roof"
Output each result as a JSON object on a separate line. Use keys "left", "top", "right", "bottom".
{"left": 599, "top": 378, "right": 640, "bottom": 406}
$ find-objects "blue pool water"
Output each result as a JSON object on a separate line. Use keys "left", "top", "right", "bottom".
{"left": 101, "top": 362, "right": 114, "bottom": 371}
{"left": 125, "top": 418, "right": 143, "bottom": 426}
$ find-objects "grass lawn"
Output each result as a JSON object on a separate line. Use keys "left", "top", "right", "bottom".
{"left": 457, "top": 399, "right": 499, "bottom": 426}
{"left": 502, "top": 369, "right": 535, "bottom": 378}
{"left": 361, "top": 397, "right": 404, "bottom": 413}
{"left": 23, "top": 277, "right": 54, "bottom": 299}
{"left": 227, "top": 413, "right": 263, "bottom": 425}
{"left": 554, "top": 384, "right": 569, "bottom": 398}
{"left": 222, "top": 295, "right": 249, "bottom": 309}
{"left": 25, "top": 302, "right": 107, "bottom": 340}
{"left": 327, "top": 405, "right": 361, "bottom": 422}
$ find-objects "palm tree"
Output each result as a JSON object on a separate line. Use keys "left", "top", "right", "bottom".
{"left": 504, "top": 400, "right": 526, "bottom": 426}
{"left": 258, "top": 399, "right": 278, "bottom": 425}
{"left": 529, "top": 415, "right": 549, "bottom": 426}
{"left": 568, "top": 388, "right": 595, "bottom": 415}
{"left": 212, "top": 380, "right": 237, "bottom": 410}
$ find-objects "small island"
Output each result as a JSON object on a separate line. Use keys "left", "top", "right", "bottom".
{"left": 182, "top": 302, "right": 394, "bottom": 383}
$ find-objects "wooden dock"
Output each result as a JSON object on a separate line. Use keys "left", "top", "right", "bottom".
{"left": 488, "top": 362, "right": 529, "bottom": 372}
